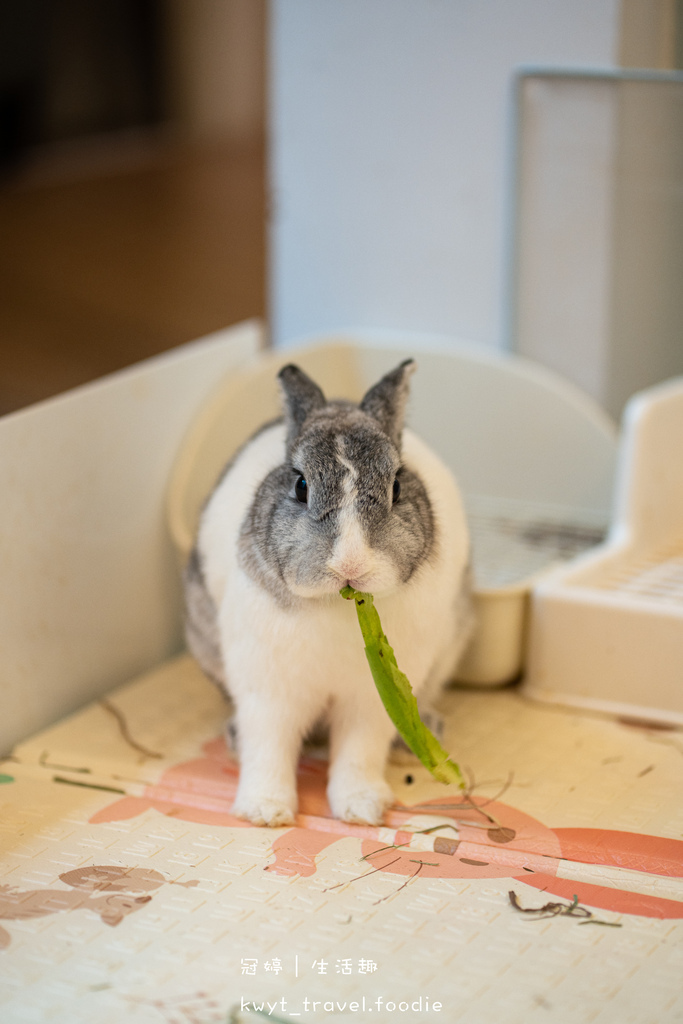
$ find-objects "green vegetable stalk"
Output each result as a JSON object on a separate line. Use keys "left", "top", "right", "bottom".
{"left": 340, "top": 586, "right": 465, "bottom": 788}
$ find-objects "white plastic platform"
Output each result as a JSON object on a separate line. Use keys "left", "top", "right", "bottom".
{"left": 524, "top": 376, "right": 683, "bottom": 725}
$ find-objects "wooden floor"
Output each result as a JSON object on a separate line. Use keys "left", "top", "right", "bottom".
{"left": 0, "top": 134, "right": 266, "bottom": 415}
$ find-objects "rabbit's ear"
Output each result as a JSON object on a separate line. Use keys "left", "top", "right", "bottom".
{"left": 278, "top": 364, "right": 326, "bottom": 446}
{"left": 360, "top": 359, "right": 416, "bottom": 449}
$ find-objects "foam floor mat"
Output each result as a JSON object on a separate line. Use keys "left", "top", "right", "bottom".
{"left": 1, "top": 655, "right": 682, "bottom": 1023}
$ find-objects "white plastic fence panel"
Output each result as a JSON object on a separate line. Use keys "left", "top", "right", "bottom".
{"left": 0, "top": 321, "right": 263, "bottom": 755}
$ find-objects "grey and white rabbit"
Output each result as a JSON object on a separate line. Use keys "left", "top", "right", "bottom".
{"left": 184, "top": 359, "right": 472, "bottom": 827}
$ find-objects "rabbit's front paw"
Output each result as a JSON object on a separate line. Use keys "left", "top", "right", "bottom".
{"left": 329, "top": 782, "right": 393, "bottom": 826}
{"left": 232, "top": 795, "right": 296, "bottom": 828}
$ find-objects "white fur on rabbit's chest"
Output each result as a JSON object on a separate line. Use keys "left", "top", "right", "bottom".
{"left": 219, "top": 569, "right": 446, "bottom": 708}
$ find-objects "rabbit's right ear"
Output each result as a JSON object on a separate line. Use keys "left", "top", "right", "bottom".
{"left": 278, "top": 364, "right": 326, "bottom": 447}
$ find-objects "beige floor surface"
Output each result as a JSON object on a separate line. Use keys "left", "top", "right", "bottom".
{"left": 1, "top": 655, "right": 682, "bottom": 1024}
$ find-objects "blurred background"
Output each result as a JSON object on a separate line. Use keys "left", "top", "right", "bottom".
{"left": 1, "top": 1, "right": 683, "bottom": 418}
{"left": 0, "top": 0, "right": 266, "bottom": 414}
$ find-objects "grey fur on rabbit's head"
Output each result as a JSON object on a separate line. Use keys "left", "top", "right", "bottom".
{"left": 238, "top": 359, "right": 435, "bottom": 605}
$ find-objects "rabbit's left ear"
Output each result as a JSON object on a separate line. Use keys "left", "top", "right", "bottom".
{"left": 278, "top": 364, "right": 326, "bottom": 447}
{"left": 360, "top": 359, "right": 416, "bottom": 449}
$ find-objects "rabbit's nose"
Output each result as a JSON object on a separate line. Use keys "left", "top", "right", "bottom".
{"left": 329, "top": 545, "right": 372, "bottom": 582}
{"left": 330, "top": 512, "right": 371, "bottom": 572}
{"left": 330, "top": 561, "right": 367, "bottom": 582}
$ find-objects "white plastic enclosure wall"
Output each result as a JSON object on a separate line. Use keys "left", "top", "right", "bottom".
{"left": 524, "top": 376, "right": 683, "bottom": 725}
{"left": 0, "top": 323, "right": 619, "bottom": 760}
{"left": 0, "top": 321, "right": 264, "bottom": 756}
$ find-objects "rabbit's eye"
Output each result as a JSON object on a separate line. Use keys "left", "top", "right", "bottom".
{"left": 295, "top": 475, "right": 308, "bottom": 503}
{"left": 392, "top": 477, "right": 401, "bottom": 503}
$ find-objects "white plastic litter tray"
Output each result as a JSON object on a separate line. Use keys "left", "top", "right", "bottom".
{"left": 524, "top": 376, "right": 683, "bottom": 725}
{"left": 167, "top": 335, "right": 618, "bottom": 686}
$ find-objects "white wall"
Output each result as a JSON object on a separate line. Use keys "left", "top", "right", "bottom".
{"left": 269, "top": 0, "right": 620, "bottom": 349}
{"left": 514, "top": 70, "right": 683, "bottom": 418}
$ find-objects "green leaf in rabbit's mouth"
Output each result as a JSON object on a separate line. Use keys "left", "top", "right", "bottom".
{"left": 340, "top": 586, "right": 464, "bottom": 787}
